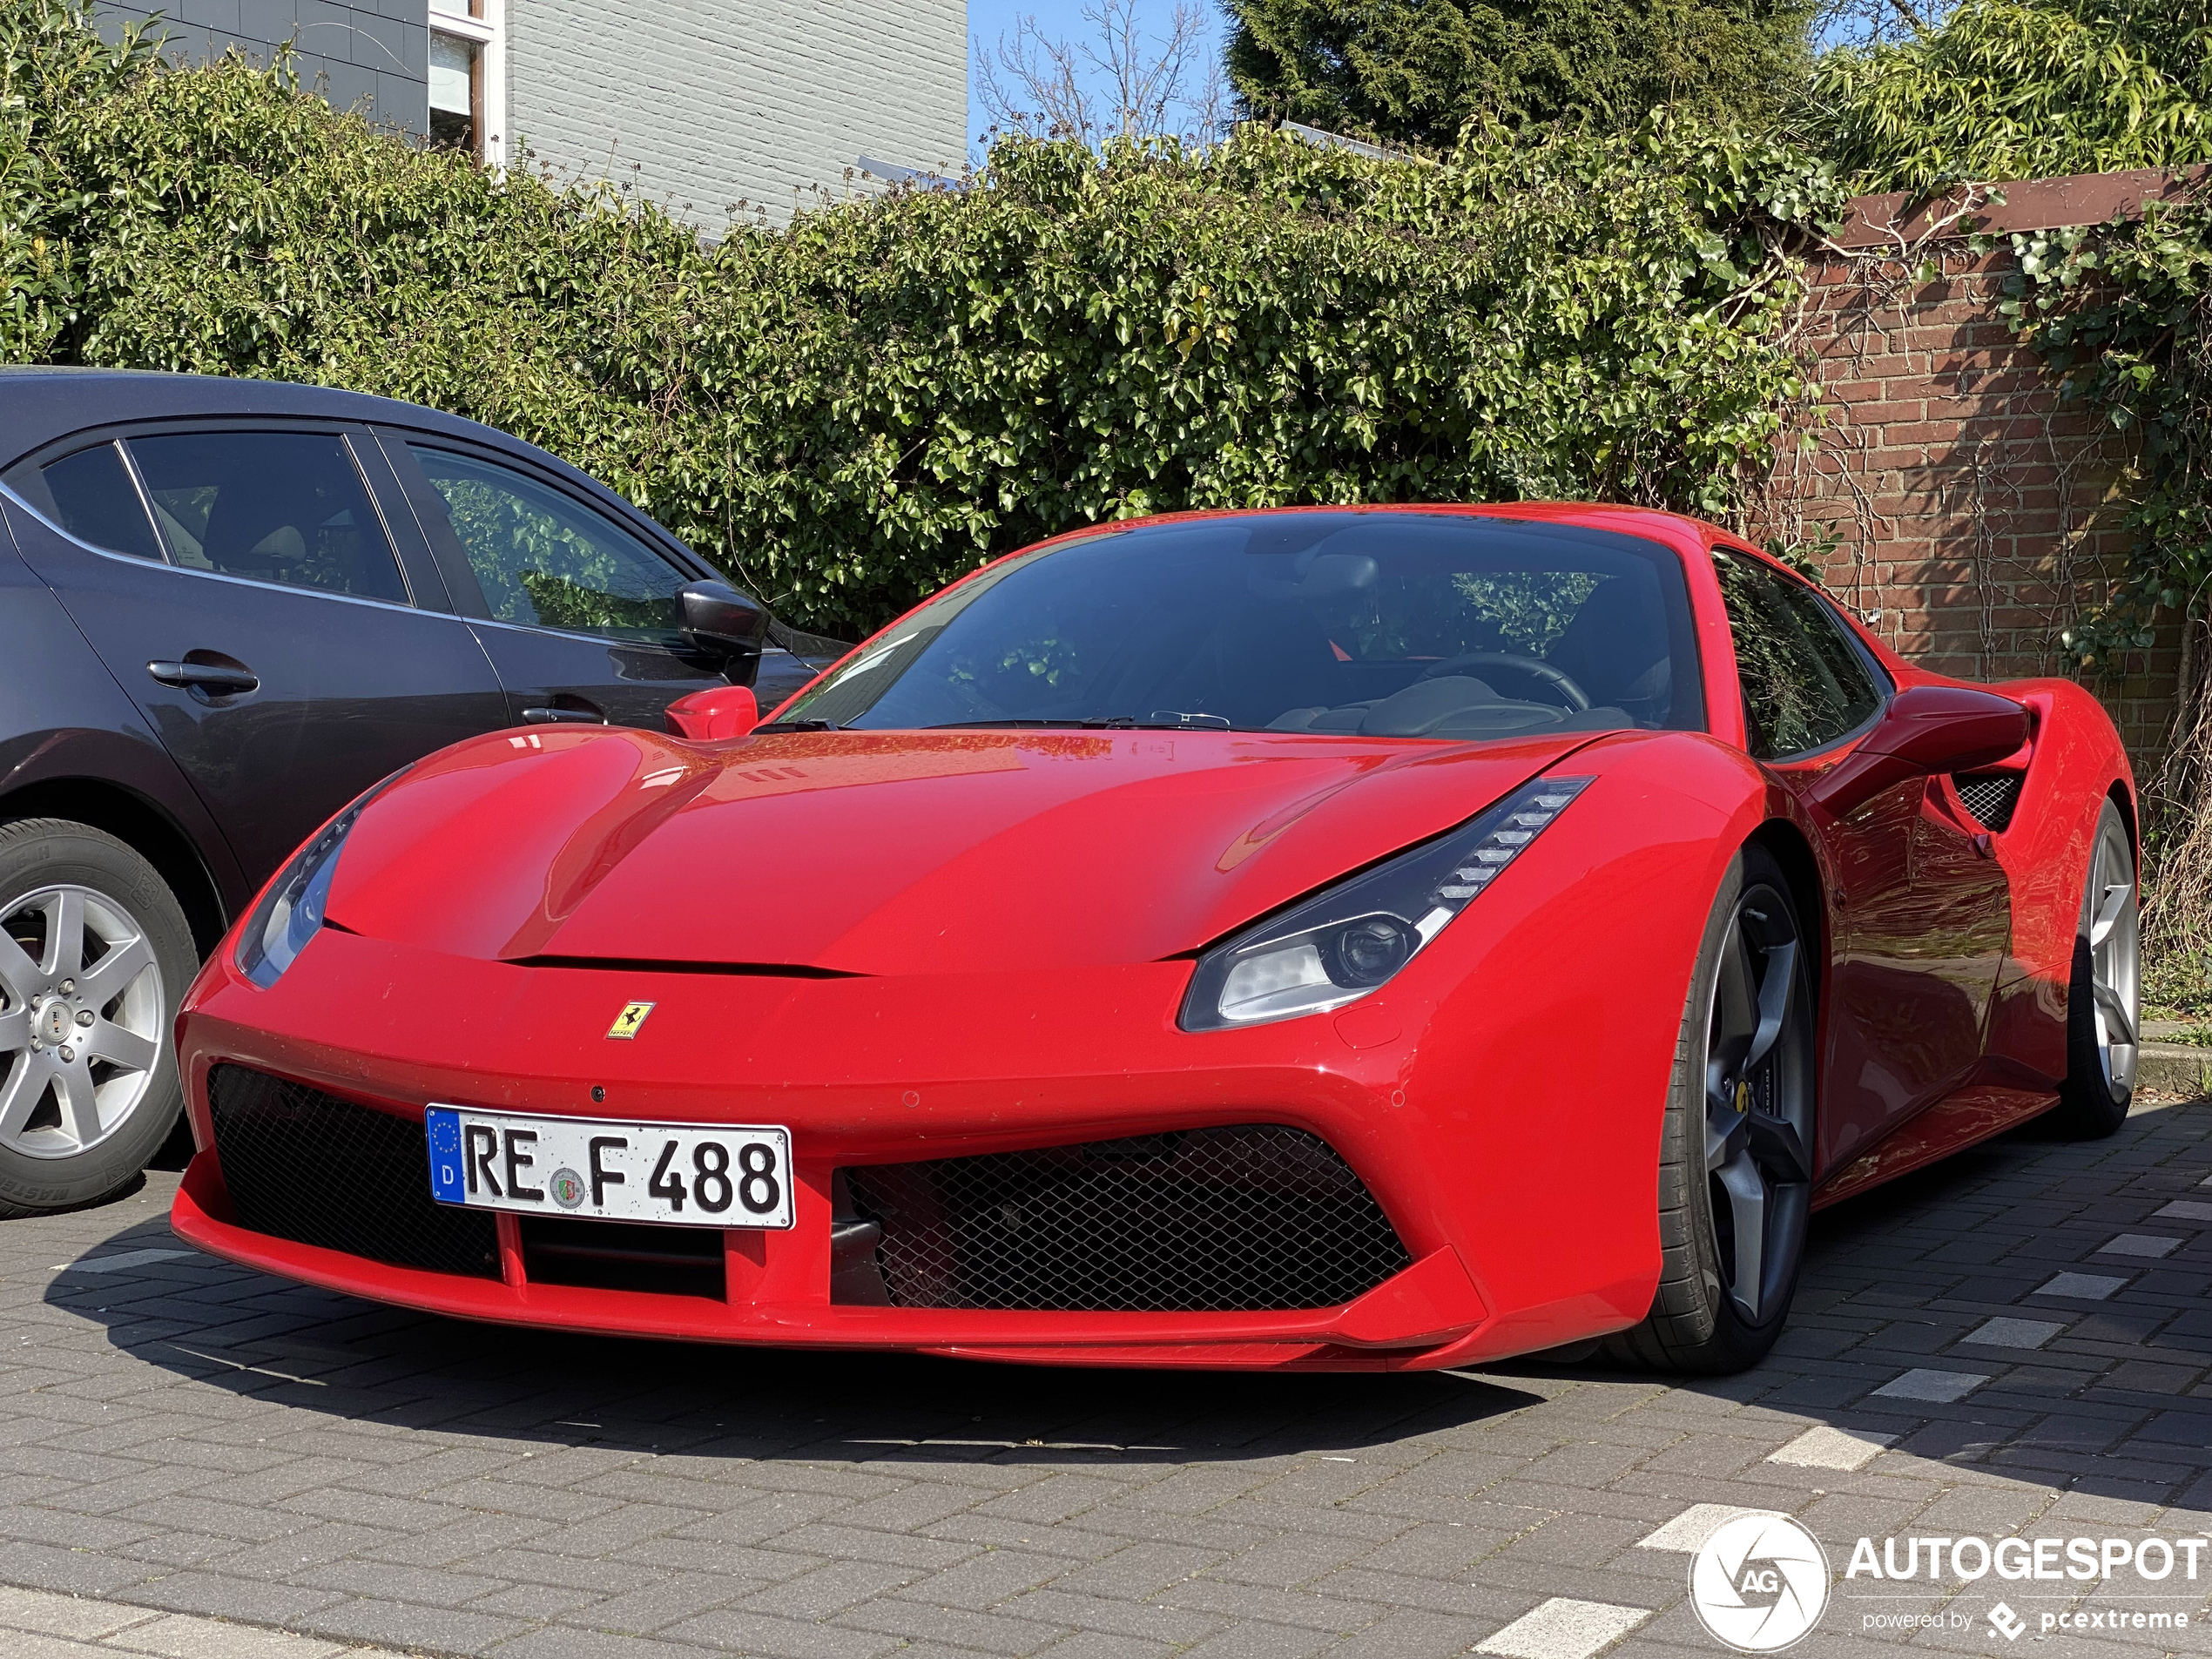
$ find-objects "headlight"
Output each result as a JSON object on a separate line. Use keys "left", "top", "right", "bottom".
{"left": 1178, "top": 776, "right": 1593, "bottom": 1031}
{"left": 237, "top": 772, "right": 405, "bottom": 988}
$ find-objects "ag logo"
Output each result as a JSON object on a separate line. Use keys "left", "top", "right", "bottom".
{"left": 606, "top": 1001, "right": 655, "bottom": 1040}
{"left": 1689, "top": 1511, "right": 1830, "bottom": 1652}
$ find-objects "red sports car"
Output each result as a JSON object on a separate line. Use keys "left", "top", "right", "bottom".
{"left": 170, "top": 505, "right": 2139, "bottom": 1373}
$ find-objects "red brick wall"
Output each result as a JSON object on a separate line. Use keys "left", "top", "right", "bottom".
{"left": 1749, "top": 213, "right": 2178, "bottom": 770}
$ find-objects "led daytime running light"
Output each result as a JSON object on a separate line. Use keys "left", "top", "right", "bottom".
{"left": 1180, "top": 775, "right": 1594, "bottom": 1031}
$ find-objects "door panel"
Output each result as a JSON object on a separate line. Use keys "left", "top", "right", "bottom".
{"left": 1711, "top": 548, "right": 2012, "bottom": 1170}
{"left": 381, "top": 435, "right": 726, "bottom": 728}
{"left": 1817, "top": 778, "right": 1993, "bottom": 1170}
{"left": 4, "top": 432, "right": 509, "bottom": 887}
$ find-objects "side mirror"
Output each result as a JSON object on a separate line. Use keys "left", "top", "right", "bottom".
{"left": 679, "top": 580, "right": 769, "bottom": 686}
{"left": 1807, "top": 685, "right": 2030, "bottom": 819}
{"left": 664, "top": 685, "right": 758, "bottom": 741}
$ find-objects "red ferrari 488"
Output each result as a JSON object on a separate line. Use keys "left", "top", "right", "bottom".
{"left": 171, "top": 505, "right": 2139, "bottom": 1372}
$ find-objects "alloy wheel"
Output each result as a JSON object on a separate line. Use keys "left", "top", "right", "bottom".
{"left": 2086, "top": 816, "right": 2140, "bottom": 1096}
{"left": 0, "top": 884, "right": 166, "bottom": 1158}
{"left": 1701, "top": 881, "right": 1814, "bottom": 1325}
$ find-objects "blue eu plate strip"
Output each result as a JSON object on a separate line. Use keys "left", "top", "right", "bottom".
{"left": 424, "top": 1108, "right": 464, "bottom": 1204}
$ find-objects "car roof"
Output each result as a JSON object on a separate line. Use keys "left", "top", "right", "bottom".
{"left": 0, "top": 369, "right": 661, "bottom": 546}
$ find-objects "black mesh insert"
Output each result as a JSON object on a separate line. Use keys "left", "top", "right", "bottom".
{"left": 839, "top": 1126, "right": 1411, "bottom": 1312}
{"left": 1952, "top": 770, "right": 2023, "bottom": 832}
{"left": 207, "top": 1066, "right": 501, "bottom": 1278}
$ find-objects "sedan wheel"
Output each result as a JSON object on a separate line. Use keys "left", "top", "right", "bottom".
{"left": 0, "top": 819, "right": 195, "bottom": 1217}
{"left": 0, "top": 884, "right": 167, "bottom": 1157}
{"left": 1608, "top": 841, "right": 1817, "bottom": 1373}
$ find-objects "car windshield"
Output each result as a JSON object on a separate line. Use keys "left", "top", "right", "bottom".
{"left": 772, "top": 512, "right": 1704, "bottom": 739}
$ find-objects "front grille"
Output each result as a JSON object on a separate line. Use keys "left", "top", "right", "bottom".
{"left": 1952, "top": 770, "right": 2023, "bottom": 832}
{"left": 519, "top": 1216, "right": 725, "bottom": 1298}
{"left": 838, "top": 1125, "right": 1411, "bottom": 1312}
{"left": 207, "top": 1066, "right": 500, "bottom": 1278}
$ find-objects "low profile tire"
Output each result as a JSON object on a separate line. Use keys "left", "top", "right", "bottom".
{"left": 2048, "top": 799, "right": 2138, "bottom": 1139}
{"left": 0, "top": 819, "right": 195, "bottom": 1217}
{"left": 1606, "top": 842, "right": 1817, "bottom": 1374}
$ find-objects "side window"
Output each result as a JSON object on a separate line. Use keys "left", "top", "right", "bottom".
{"left": 408, "top": 445, "right": 691, "bottom": 647}
{"left": 1711, "top": 549, "right": 1882, "bottom": 759}
{"left": 3, "top": 441, "right": 165, "bottom": 562}
{"left": 125, "top": 432, "right": 408, "bottom": 604}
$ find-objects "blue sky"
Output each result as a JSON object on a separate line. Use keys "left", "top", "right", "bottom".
{"left": 964, "top": 0, "right": 1231, "bottom": 153}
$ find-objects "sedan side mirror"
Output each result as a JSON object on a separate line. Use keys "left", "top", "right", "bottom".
{"left": 679, "top": 580, "right": 769, "bottom": 685}
{"left": 1806, "top": 685, "right": 2030, "bottom": 819}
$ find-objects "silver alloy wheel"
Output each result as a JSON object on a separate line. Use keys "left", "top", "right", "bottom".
{"left": 1700, "top": 883, "right": 1813, "bottom": 1325}
{"left": 0, "top": 884, "right": 165, "bottom": 1158}
{"left": 2086, "top": 815, "right": 2141, "bottom": 1096}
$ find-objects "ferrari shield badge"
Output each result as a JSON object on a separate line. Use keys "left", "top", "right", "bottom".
{"left": 606, "top": 1001, "right": 655, "bottom": 1040}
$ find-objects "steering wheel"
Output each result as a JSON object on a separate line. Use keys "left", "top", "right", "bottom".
{"left": 1415, "top": 651, "right": 1593, "bottom": 711}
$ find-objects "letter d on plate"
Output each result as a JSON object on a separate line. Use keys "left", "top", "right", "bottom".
{"left": 426, "top": 1109, "right": 465, "bottom": 1203}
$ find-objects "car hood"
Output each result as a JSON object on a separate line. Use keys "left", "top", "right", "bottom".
{"left": 325, "top": 726, "right": 1598, "bottom": 976}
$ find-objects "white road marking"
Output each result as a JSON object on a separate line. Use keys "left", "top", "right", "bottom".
{"left": 1871, "top": 1369, "right": 1988, "bottom": 1403}
{"left": 1766, "top": 1426, "right": 1895, "bottom": 1469}
{"left": 2033, "top": 1271, "right": 2127, "bottom": 1299}
{"left": 1475, "top": 1598, "right": 1652, "bottom": 1659}
{"left": 1636, "top": 1502, "right": 1742, "bottom": 1550}
{"left": 1961, "top": 1317, "right": 2064, "bottom": 1350}
{"left": 50, "top": 1249, "right": 194, "bottom": 1275}
{"left": 2097, "top": 1234, "right": 2182, "bottom": 1258}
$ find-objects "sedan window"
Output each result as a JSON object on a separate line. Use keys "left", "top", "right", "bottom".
{"left": 127, "top": 432, "right": 408, "bottom": 604}
{"left": 773, "top": 513, "right": 1703, "bottom": 739}
{"left": 7, "top": 441, "right": 165, "bottom": 563}
{"left": 1711, "top": 549, "right": 1881, "bottom": 759}
{"left": 408, "top": 445, "right": 691, "bottom": 648}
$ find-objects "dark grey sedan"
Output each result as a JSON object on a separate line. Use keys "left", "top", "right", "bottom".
{"left": 0, "top": 368, "right": 842, "bottom": 1216}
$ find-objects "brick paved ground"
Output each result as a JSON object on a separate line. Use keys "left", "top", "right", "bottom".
{"left": 0, "top": 1098, "right": 2207, "bottom": 1659}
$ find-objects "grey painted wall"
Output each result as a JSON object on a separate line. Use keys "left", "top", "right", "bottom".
{"left": 99, "top": 1, "right": 429, "bottom": 134}
{"left": 504, "top": 0, "right": 968, "bottom": 227}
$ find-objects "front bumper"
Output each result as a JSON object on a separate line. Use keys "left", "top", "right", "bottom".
{"left": 174, "top": 914, "right": 1679, "bottom": 1371}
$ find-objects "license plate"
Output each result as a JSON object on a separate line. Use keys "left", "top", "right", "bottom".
{"left": 425, "top": 1107, "right": 793, "bottom": 1230}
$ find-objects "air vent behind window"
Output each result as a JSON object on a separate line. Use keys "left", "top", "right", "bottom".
{"left": 1952, "top": 771, "right": 2022, "bottom": 833}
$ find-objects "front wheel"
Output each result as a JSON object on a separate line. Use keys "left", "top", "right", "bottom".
{"left": 1607, "top": 842, "right": 1817, "bottom": 1373}
{"left": 0, "top": 819, "right": 195, "bottom": 1217}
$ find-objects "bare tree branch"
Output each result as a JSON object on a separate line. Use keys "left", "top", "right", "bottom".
{"left": 973, "top": 0, "right": 1229, "bottom": 148}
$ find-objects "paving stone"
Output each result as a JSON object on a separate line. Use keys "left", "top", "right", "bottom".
{"left": 1473, "top": 1596, "right": 1652, "bottom": 1659}
{"left": 1, "top": 1114, "right": 2209, "bottom": 1658}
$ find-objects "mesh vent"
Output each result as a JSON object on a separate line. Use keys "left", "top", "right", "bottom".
{"left": 1952, "top": 770, "right": 2023, "bottom": 832}
{"left": 207, "top": 1066, "right": 500, "bottom": 1278}
{"left": 839, "top": 1126, "right": 1410, "bottom": 1312}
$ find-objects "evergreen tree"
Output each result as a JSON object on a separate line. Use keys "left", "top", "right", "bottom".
{"left": 1224, "top": 0, "right": 1817, "bottom": 145}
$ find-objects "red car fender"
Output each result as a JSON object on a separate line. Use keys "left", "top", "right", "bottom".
{"left": 1976, "top": 677, "right": 2137, "bottom": 1082}
{"left": 1374, "top": 728, "right": 1778, "bottom": 1363}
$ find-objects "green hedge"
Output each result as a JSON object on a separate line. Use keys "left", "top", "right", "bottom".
{"left": 3, "top": 3, "right": 1842, "bottom": 636}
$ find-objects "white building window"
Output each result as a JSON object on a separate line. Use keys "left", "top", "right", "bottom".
{"left": 428, "top": 0, "right": 503, "bottom": 166}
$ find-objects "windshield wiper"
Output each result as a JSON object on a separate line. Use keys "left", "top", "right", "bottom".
{"left": 754, "top": 718, "right": 844, "bottom": 733}
{"left": 922, "top": 718, "right": 1128, "bottom": 730}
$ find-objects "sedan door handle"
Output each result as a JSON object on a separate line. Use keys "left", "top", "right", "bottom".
{"left": 522, "top": 705, "right": 605, "bottom": 725}
{"left": 148, "top": 659, "right": 259, "bottom": 695}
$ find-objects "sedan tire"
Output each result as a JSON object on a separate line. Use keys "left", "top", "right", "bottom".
{"left": 0, "top": 819, "right": 194, "bottom": 1217}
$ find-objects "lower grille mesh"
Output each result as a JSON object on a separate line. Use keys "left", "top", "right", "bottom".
{"left": 207, "top": 1066, "right": 500, "bottom": 1278}
{"left": 1952, "top": 770, "right": 2023, "bottom": 832}
{"left": 839, "top": 1126, "right": 1410, "bottom": 1312}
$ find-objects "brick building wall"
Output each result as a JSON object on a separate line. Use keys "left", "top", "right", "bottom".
{"left": 99, "top": 0, "right": 429, "bottom": 134}
{"left": 1750, "top": 172, "right": 2191, "bottom": 771}
{"left": 505, "top": 0, "right": 968, "bottom": 226}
